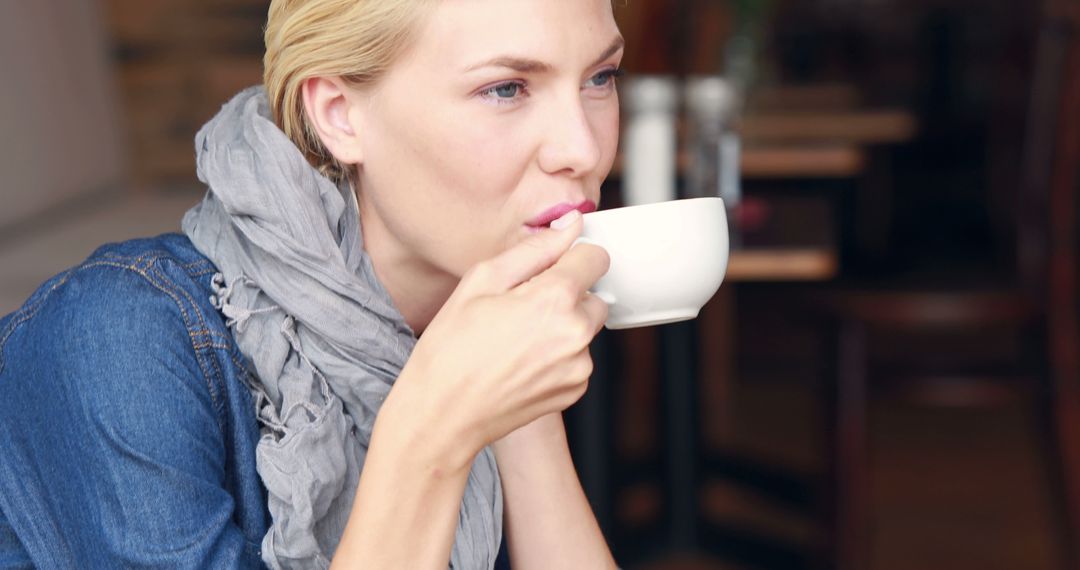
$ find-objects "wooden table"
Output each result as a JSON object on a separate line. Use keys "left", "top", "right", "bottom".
{"left": 727, "top": 248, "right": 837, "bottom": 281}
{"left": 726, "top": 196, "right": 839, "bottom": 282}
{"left": 572, "top": 92, "right": 916, "bottom": 565}
{"left": 667, "top": 195, "right": 839, "bottom": 552}
{"left": 571, "top": 194, "right": 839, "bottom": 557}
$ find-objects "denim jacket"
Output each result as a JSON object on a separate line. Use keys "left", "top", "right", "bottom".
{"left": 0, "top": 233, "right": 512, "bottom": 570}
{"left": 0, "top": 234, "right": 269, "bottom": 568}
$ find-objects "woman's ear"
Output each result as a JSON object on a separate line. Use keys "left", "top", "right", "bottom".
{"left": 300, "top": 77, "right": 365, "bottom": 165}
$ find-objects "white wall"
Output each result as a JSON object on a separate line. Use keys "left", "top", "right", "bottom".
{"left": 0, "top": 0, "right": 127, "bottom": 230}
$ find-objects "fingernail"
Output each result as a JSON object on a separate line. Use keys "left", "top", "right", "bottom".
{"left": 550, "top": 209, "right": 580, "bottom": 231}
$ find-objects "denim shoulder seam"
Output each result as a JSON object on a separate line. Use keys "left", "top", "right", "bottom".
{"left": 142, "top": 260, "right": 233, "bottom": 433}
{"left": 0, "top": 258, "right": 229, "bottom": 402}
{"left": 182, "top": 258, "right": 216, "bottom": 274}
{"left": 0, "top": 261, "right": 126, "bottom": 372}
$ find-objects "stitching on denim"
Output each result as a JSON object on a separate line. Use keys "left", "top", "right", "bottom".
{"left": 202, "top": 336, "right": 230, "bottom": 433}
{"left": 144, "top": 261, "right": 228, "bottom": 418}
{"left": 195, "top": 341, "right": 263, "bottom": 435}
{"left": 150, "top": 259, "right": 251, "bottom": 438}
{"left": 192, "top": 341, "right": 236, "bottom": 351}
{"left": 109, "top": 264, "right": 210, "bottom": 383}
{"left": 144, "top": 261, "right": 215, "bottom": 347}
{"left": 182, "top": 258, "right": 215, "bottom": 271}
{"left": 154, "top": 264, "right": 236, "bottom": 345}
{"left": 228, "top": 350, "right": 269, "bottom": 428}
{"left": 0, "top": 248, "right": 239, "bottom": 435}
{"left": 0, "top": 257, "right": 224, "bottom": 400}
{"left": 182, "top": 323, "right": 233, "bottom": 348}
{"left": 120, "top": 259, "right": 233, "bottom": 439}
{"left": 0, "top": 269, "right": 76, "bottom": 372}
{"left": 147, "top": 260, "right": 231, "bottom": 348}
{"left": 0, "top": 261, "right": 137, "bottom": 374}
{"left": 127, "top": 252, "right": 156, "bottom": 271}
{"left": 188, "top": 330, "right": 215, "bottom": 343}
{"left": 159, "top": 279, "right": 218, "bottom": 349}
{"left": 95, "top": 247, "right": 198, "bottom": 269}
{"left": 230, "top": 354, "right": 255, "bottom": 378}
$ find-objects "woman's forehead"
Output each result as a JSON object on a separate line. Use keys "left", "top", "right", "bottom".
{"left": 411, "top": 0, "right": 621, "bottom": 74}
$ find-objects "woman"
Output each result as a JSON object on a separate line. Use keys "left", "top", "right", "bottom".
{"left": 0, "top": 0, "right": 623, "bottom": 568}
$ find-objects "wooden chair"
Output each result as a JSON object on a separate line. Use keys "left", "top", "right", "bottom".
{"left": 819, "top": 2, "right": 1080, "bottom": 568}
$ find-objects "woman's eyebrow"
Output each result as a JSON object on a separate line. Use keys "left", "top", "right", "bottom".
{"left": 462, "top": 35, "right": 626, "bottom": 74}
{"left": 589, "top": 36, "right": 625, "bottom": 68}
{"left": 465, "top": 57, "right": 553, "bottom": 74}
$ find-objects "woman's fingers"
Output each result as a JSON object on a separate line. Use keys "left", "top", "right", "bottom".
{"left": 580, "top": 292, "right": 609, "bottom": 335}
{"left": 468, "top": 211, "right": 584, "bottom": 295}
{"left": 541, "top": 241, "right": 611, "bottom": 295}
{"left": 414, "top": 210, "right": 614, "bottom": 446}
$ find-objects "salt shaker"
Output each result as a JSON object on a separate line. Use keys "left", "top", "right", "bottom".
{"left": 621, "top": 76, "right": 679, "bottom": 206}
{"left": 684, "top": 76, "right": 741, "bottom": 209}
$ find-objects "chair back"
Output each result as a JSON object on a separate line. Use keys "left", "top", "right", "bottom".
{"left": 1017, "top": 0, "right": 1080, "bottom": 302}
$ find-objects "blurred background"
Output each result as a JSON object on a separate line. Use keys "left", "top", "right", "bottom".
{"left": 1, "top": 0, "right": 1078, "bottom": 569}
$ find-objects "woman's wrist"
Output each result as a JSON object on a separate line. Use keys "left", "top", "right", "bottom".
{"left": 491, "top": 412, "right": 568, "bottom": 459}
{"left": 494, "top": 412, "right": 617, "bottom": 569}
{"left": 378, "top": 374, "right": 481, "bottom": 476}
{"left": 334, "top": 384, "right": 474, "bottom": 569}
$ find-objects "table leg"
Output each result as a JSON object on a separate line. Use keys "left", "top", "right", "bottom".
{"left": 831, "top": 319, "right": 869, "bottom": 570}
{"left": 699, "top": 285, "right": 737, "bottom": 450}
{"left": 574, "top": 329, "right": 613, "bottom": 532}
{"left": 661, "top": 319, "right": 700, "bottom": 550}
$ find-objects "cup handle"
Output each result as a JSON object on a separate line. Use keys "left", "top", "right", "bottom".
{"left": 592, "top": 290, "right": 617, "bottom": 305}
{"left": 572, "top": 237, "right": 616, "bottom": 306}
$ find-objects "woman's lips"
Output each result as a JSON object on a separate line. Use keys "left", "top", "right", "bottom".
{"left": 525, "top": 200, "right": 598, "bottom": 228}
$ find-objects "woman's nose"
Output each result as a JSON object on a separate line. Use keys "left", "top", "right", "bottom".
{"left": 537, "top": 94, "right": 602, "bottom": 178}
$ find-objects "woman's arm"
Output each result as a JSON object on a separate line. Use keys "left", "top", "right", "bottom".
{"left": 0, "top": 263, "right": 267, "bottom": 568}
{"left": 330, "top": 382, "right": 475, "bottom": 569}
{"left": 493, "top": 413, "right": 618, "bottom": 569}
{"left": 334, "top": 214, "right": 610, "bottom": 568}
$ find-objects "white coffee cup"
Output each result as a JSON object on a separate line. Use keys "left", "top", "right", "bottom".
{"left": 578, "top": 197, "right": 729, "bottom": 329}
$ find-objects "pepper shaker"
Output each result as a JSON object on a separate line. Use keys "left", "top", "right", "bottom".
{"left": 684, "top": 76, "right": 741, "bottom": 210}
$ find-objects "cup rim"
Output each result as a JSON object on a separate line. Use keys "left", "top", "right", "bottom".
{"left": 584, "top": 197, "right": 725, "bottom": 220}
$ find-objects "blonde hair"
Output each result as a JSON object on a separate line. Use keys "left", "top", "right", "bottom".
{"left": 263, "top": 0, "right": 434, "bottom": 183}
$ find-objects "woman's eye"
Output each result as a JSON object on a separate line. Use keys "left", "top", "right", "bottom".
{"left": 480, "top": 81, "right": 526, "bottom": 103}
{"left": 586, "top": 68, "right": 623, "bottom": 89}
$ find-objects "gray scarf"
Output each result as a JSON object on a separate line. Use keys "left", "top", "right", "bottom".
{"left": 182, "top": 86, "right": 503, "bottom": 569}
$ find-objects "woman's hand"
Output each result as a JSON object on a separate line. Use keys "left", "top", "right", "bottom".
{"left": 389, "top": 210, "right": 609, "bottom": 468}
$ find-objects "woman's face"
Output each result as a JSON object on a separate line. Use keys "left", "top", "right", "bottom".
{"left": 353, "top": 0, "right": 623, "bottom": 280}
